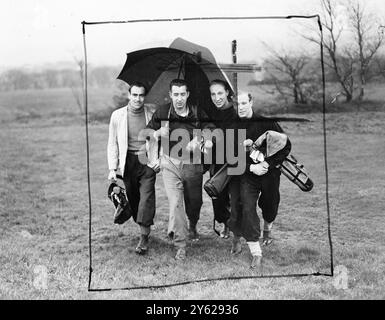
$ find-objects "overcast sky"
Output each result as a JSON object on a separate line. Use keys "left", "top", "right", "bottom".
{"left": 1, "top": 0, "right": 384, "bottom": 69}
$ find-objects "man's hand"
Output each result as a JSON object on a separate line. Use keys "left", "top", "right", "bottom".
{"left": 186, "top": 136, "right": 201, "bottom": 152}
{"left": 202, "top": 140, "right": 213, "bottom": 154}
{"left": 108, "top": 170, "right": 117, "bottom": 181}
{"left": 154, "top": 127, "right": 169, "bottom": 140}
{"left": 260, "top": 161, "right": 269, "bottom": 169}
{"left": 147, "top": 160, "right": 160, "bottom": 173}
{"left": 250, "top": 162, "right": 269, "bottom": 176}
{"left": 243, "top": 139, "right": 254, "bottom": 151}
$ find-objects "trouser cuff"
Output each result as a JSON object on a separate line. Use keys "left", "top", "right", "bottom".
{"left": 140, "top": 225, "right": 151, "bottom": 236}
{"left": 263, "top": 220, "right": 273, "bottom": 232}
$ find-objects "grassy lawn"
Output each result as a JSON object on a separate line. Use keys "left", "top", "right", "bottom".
{"left": 0, "top": 88, "right": 384, "bottom": 299}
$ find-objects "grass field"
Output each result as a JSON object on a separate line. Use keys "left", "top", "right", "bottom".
{"left": 0, "top": 86, "right": 384, "bottom": 299}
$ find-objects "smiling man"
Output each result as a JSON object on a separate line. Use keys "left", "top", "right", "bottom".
{"left": 207, "top": 79, "right": 238, "bottom": 239}
{"left": 107, "top": 81, "right": 158, "bottom": 255}
{"left": 146, "top": 79, "right": 215, "bottom": 260}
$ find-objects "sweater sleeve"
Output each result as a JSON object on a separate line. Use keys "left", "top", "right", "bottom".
{"left": 245, "top": 119, "right": 291, "bottom": 171}
{"left": 107, "top": 111, "right": 119, "bottom": 171}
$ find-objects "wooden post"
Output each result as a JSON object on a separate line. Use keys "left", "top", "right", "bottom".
{"left": 232, "top": 40, "right": 238, "bottom": 101}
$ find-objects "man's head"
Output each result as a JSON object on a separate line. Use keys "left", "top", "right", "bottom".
{"left": 209, "top": 79, "right": 231, "bottom": 109}
{"left": 128, "top": 81, "right": 147, "bottom": 110}
{"left": 169, "top": 79, "right": 190, "bottom": 111}
{"left": 237, "top": 91, "right": 253, "bottom": 118}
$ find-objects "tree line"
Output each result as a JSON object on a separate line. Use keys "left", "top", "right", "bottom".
{"left": 0, "top": 65, "right": 120, "bottom": 91}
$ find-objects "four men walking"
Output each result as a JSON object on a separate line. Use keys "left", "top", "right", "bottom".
{"left": 107, "top": 77, "right": 290, "bottom": 269}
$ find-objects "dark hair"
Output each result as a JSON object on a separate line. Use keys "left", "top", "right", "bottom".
{"left": 129, "top": 81, "right": 148, "bottom": 95}
{"left": 169, "top": 79, "right": 189, "bottom": 92}
{"left": 209, "top": 79, "right": 232, "bottom": 101}
{"left": 209, "top": 79, "right": 230, "bottom": 92}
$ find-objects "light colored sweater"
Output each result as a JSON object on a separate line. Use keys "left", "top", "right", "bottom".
{"left": 127, "top": 105, "right": 147, "bottom": 153}
{"left": 107, "top": 104, "right": 155, "bottom": 176}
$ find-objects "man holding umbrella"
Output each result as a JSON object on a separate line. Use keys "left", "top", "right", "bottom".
{"left": 146, "top": 79, "right": 215, "bottom": 260}
{"left": 107, "top": 81, "right": 159, "bottom": 255}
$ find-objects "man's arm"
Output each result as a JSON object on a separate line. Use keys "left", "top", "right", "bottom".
{"left": 146, "top": 108, "right": 162, "bottom": 131}
{"left": 107, "top": 111, "right": 119, "bottom": 180}
{"left": 146, "top": 107, "right": 170, "bottom": 140}
{"left": 264, "top": 121, "right": 291, "bottom": 167}
{"left": 199, "top": 108, "right": 218, "bottom": 144}
{"left": 244, "top": 119, "right": 290, "bottom": 173}
{"left": 265, "top": 138, "right": 291, "bottom": 168}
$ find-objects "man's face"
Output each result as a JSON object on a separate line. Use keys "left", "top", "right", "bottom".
{"left": 128, "top": 86, "right": 145, "bottom": 109}
{"left": 210, "top": 84, "right": 229, "bottom": 109}
{"left": 169, "top": 85, "right": 189, "bottom": 110}
{"left": 237, "top": 93, "right": 253, "bottom": 118}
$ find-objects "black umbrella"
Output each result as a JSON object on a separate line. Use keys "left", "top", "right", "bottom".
{"left": 117, "top": 43, "right": 233, "bottom": 117}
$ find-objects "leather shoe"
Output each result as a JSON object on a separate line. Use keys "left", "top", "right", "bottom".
{"left": 262, "top": 231, "right": 273, "bottom": 246}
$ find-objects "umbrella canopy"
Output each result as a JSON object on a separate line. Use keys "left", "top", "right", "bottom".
{"left": 117, "top": 39, "right": 233, "bottom": 117}
{"left": 169, "top": 37, "right": 217, "bottom": 64}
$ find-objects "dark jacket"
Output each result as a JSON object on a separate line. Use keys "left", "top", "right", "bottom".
{"left": 210, "top": 103, "right": 238, "bottom": 167}
{"left": 146, "top": 102, "right": 216, "bottom": 160}
{"left": 235, "top": 112, "right": 291, "bottom": 173}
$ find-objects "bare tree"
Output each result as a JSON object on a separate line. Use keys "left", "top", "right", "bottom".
{"left": 303, "top": 0, "right": 355, "bottom": 101}
{"left": 262, "top": 45, "right": 320, "bottom": 104}
{"left": 348, "top": 0, "right": 384, "bottom": 100}
{"left": 303, "top": 0, "right": 384, "bottom": 102}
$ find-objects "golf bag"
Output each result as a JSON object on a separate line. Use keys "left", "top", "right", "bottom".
{"left": 277, "top": 154, "right": 314, "bottom": 192}
{"left": 203, "top": 163, "right": 232, "bottom": 199}
{"left": 248, "top": 131, "right": 314, "bottom": 192}
{"left": 107, "top": 174, "right": 133, "bottom": 224}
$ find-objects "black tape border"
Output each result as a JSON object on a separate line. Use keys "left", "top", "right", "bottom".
{"left": 81, "top": 15, "right": 333, "bottom": 292}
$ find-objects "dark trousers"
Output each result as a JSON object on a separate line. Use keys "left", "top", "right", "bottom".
{"left": 123, "top": 152, "right": 156, "bottom": 227}
{"left": 182, "top": 164, "right": 204, "bottom": 227}
{"left": 228, "top": 169, "right": 281, "bottom": 242}
{"left": 210, "top": 164, "right": 231, "bottom": 224}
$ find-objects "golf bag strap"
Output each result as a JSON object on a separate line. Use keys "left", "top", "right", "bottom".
{"left": 279, "top": 160, "right": 306, "bottom": 180}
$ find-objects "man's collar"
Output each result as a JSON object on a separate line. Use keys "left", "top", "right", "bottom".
{"left": 222, "top": 101, "right": 234, "bottom": 111}
{"left": 127, "top": 104, "right": 144, "bottom": 113}
{"left": 170, "top": 104, "right": 191, "bottom": 117}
